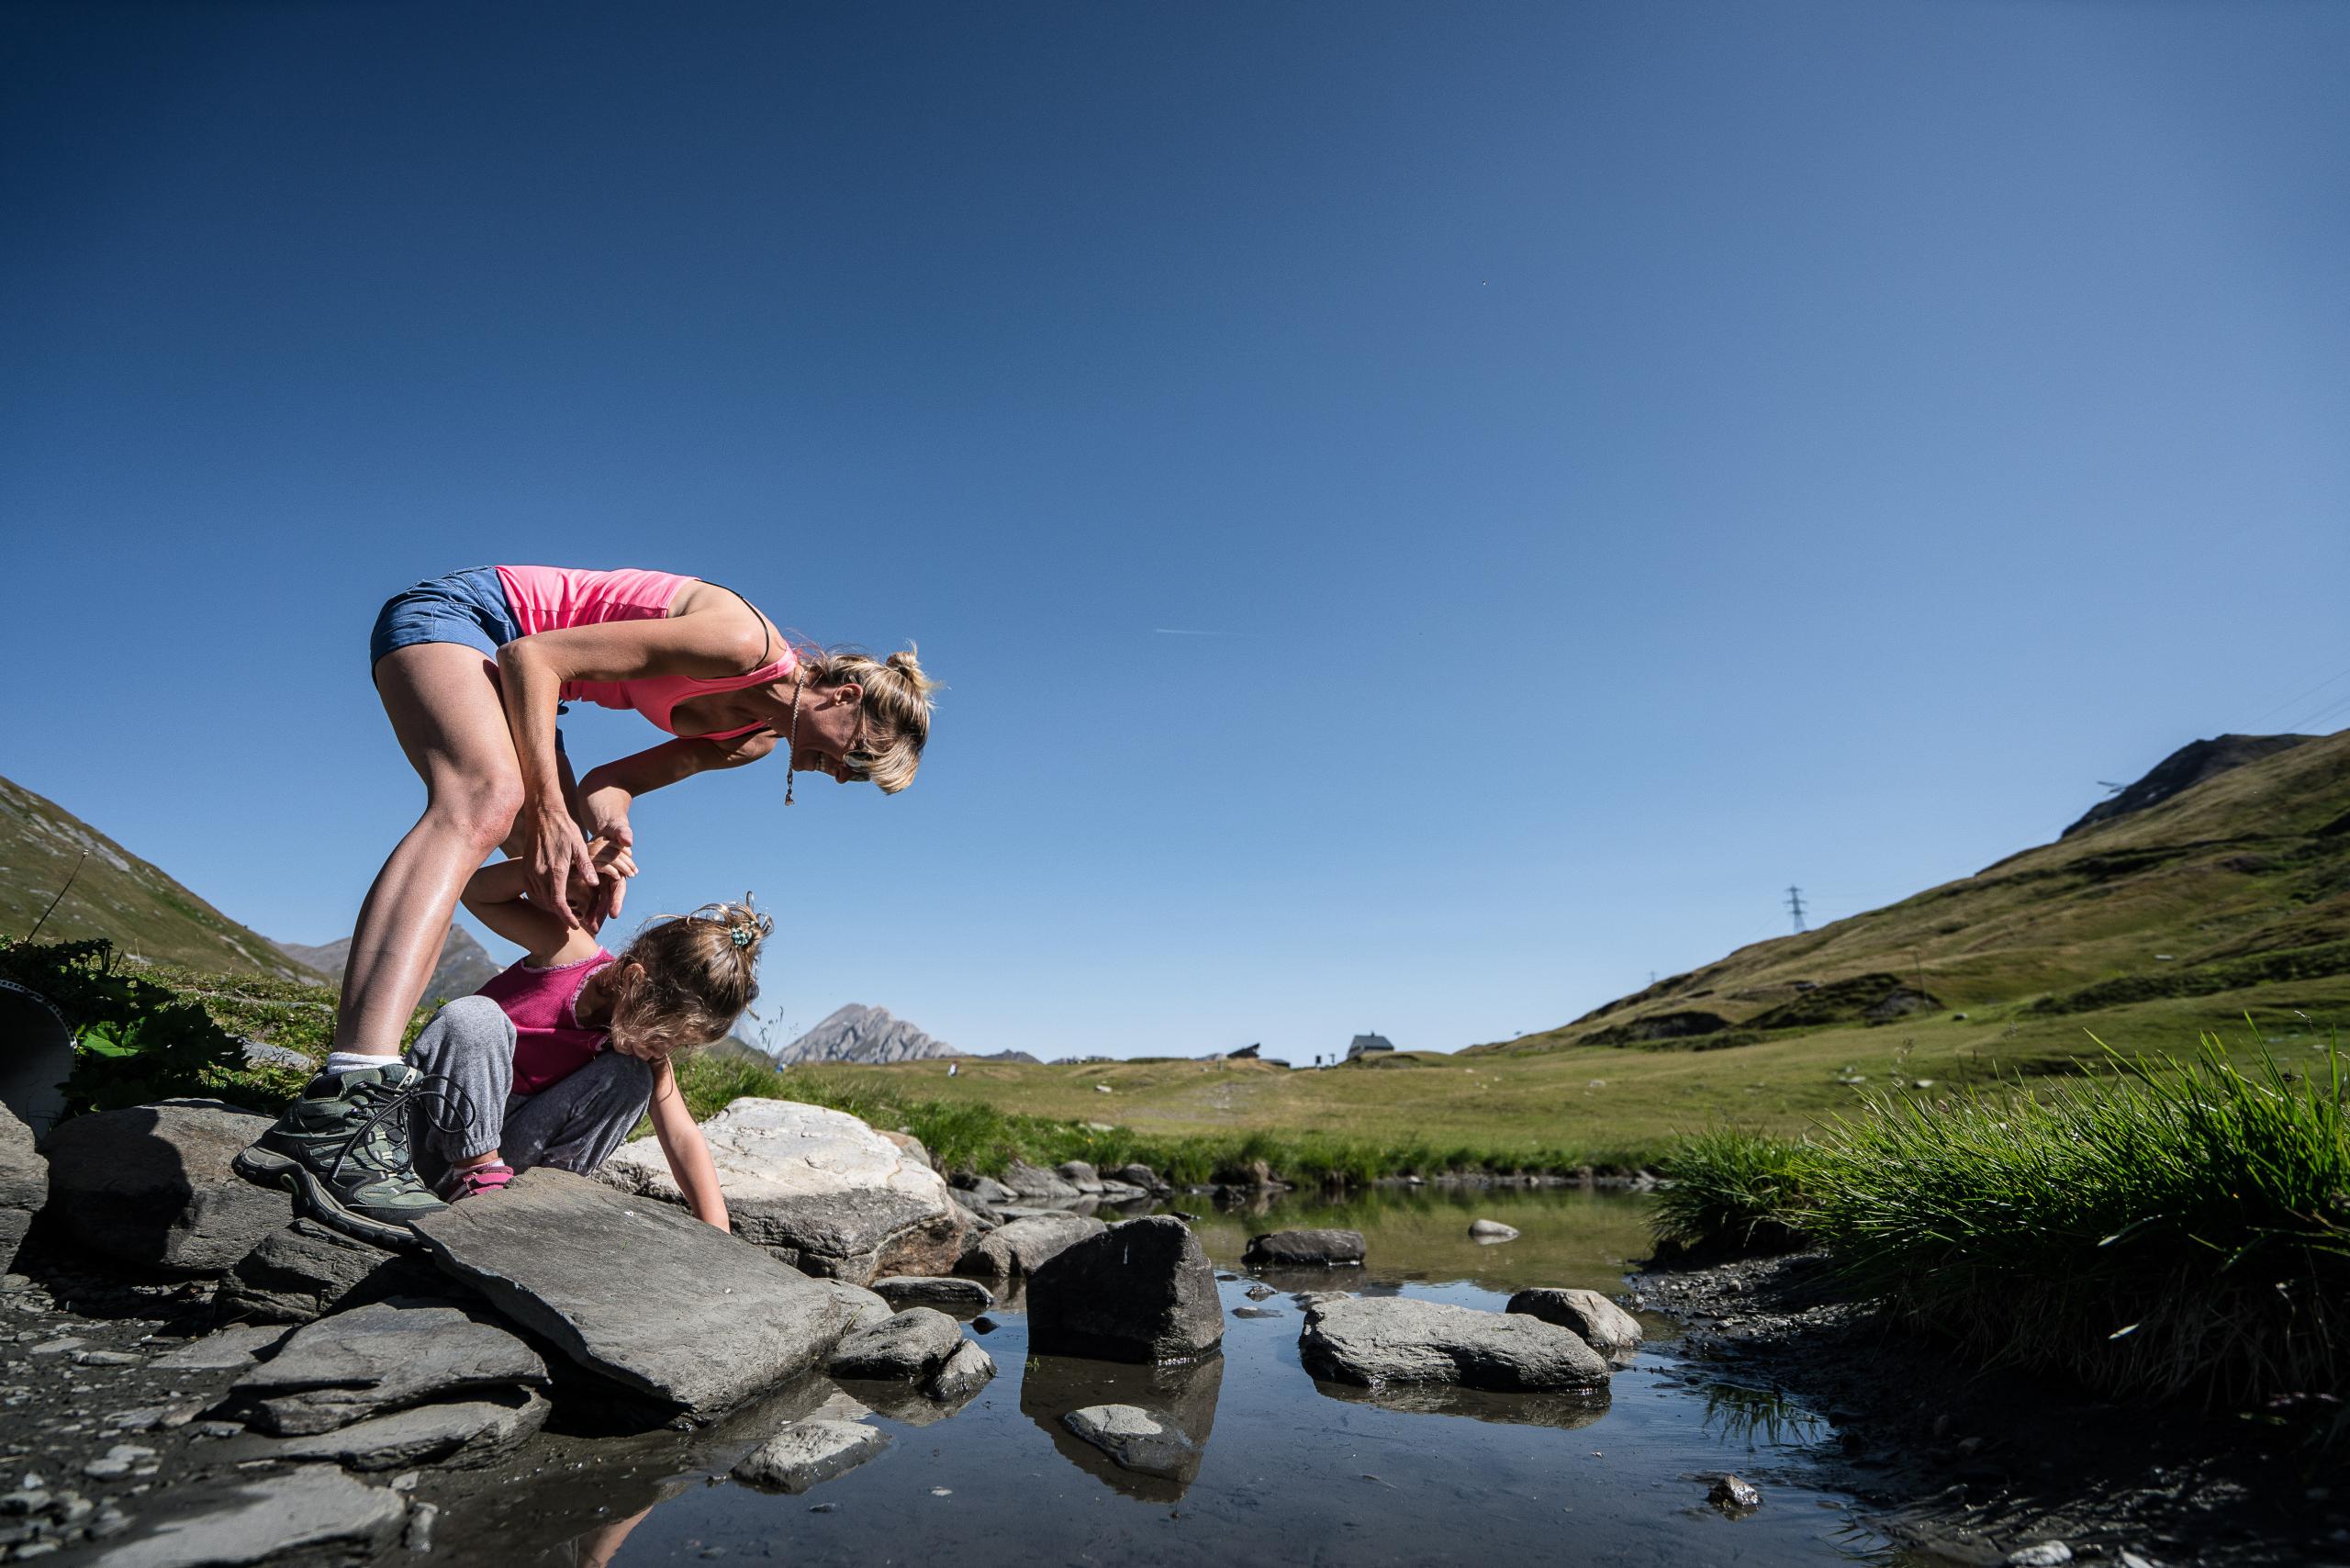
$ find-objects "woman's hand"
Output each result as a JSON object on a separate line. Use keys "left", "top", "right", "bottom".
{"left": 567, "top": 837, "right": 639, "bottom": 933}
{"left": 522, "top": 806, "right": 599, "bottom": 932}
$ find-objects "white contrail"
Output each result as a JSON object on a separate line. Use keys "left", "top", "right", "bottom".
{"left": 1152, "top": 627, "right": 1246, "bottom": 637}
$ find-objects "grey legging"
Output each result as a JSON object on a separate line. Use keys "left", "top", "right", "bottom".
{"left": 404, "top": 993, "right": 653, "bottom": 1188}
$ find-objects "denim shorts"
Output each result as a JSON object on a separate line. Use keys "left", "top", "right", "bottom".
{"left": 368, "top": 566, "right": 523, "bottom": 672}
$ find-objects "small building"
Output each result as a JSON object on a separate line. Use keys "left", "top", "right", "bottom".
{"left": 1346, "top": 1033, "right": 1396, "bottom": 1062}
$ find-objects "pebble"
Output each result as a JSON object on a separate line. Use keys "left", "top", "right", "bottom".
{"left": 25, "top": 1340, "right": 82, "bottom": 1358}
{"left": 2007, "top": 1545, "right": 2073, "bottom": 1567}
{"left": 404, "top": 1500, "right": 438, "bottom": 1553}
{"left": 81, "top": 1446, "right": 156, "bottom": 1481}
{"left": 1708, "top": 1474, "right": 1761, "bottom": 1511}
{"left": 73, "top": 1350, "right": 145, "bottom": 1368}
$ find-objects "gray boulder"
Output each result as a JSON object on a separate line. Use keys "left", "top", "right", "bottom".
{"left": 91, "top": 1464, "right": 404, "bottom": 1568}
{"left": 1505, "top": 1287, "right": 1643, "bottom": 1360}
{"left": 1243, "top": 1228, "right": 1365, "bottom": 1268}
{"left": 731, "top": 1418, "right": 889, "bottom": 1493}
{"left": 273, "top": 1388, "right": 548, "bottom": 1471}
{"left": 1469, "top": 1218, "right": 1520, "bottom": 1242}
{"left": 225, "top": 1299, "right": 548, "bottom": 1436}
{"left": 827, "top": 1306, "right": 962, "bottom": 1380}
{"left": 951, "top": 1172, "right": 1018, "bottom": 1206}
{"left": 1299, "top": 1296, "right": 1611, "bottom": 1393}
{"left": 1028, "top": 1216, "right": 1222, "bottom": 1363}
{"left": 1108, "top": 1163, "right": 1168, "bottom": 1193}
{"left": 805, "top": 1278, "right": 894, "bottom": 1336}
{"left": 414, "top": 1168, "right": 868, "bottom": 1417}
{"left": 872, "top": 1276, "right": 993, "bottom": 1316}
{"left": 924, "top": 1338, "right": 995, "bottom": 1402}
{"left": 957, "top": 1213, "right": 1105, "bottom": 1277}
{"left": 1061, "top": 1404, "right": 1201, "bottom": 1480}
{"left": 40, "top": 1100, "right": 292, "bottom": 1273}
{"left": 1003, "top": 1159, "right": 1081, "bottom": 1201}
{"left": 1056, "top": 1159, "right": 1102, "bottom": 1193}
{"left": 217, "top": 1218, "right": 453, "bottom": 1324}
{"left": 0, "top": 1102, "right": 45, "bottom": 1269}
{"left": 597, "top": 1098, "right": 963, "bottom": 1283}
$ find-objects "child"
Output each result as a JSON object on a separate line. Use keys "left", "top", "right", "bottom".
{"left": 403, "top": 844, "right": 762, "bottom": 1230}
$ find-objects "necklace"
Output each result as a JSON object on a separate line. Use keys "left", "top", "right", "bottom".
{"left": 782, "top": 677, "right": 804, "bottom": 807}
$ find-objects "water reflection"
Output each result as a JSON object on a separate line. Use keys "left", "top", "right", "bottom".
{"left": 1699, "top": 1379, "right": 1830, "bottom": 1450}
{"left": 1018, "top": 1350, "right": 1225, "bottom": 1502}
{"left": 1308, "top": 1374, "right": 1610, "bottom": 1430}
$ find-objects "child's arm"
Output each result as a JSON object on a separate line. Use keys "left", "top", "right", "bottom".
{"left": 461, "top": 857, "right": 609, "bottom": 967}
{"left": 646, "top": 1058, "right": 731, "bottom": 1232}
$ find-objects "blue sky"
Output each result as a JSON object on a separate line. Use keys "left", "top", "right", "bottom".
{"left": 5, "top": 2, "right": 2346, "bottom": 1060}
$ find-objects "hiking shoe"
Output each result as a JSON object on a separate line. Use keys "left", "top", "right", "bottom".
{"left": 231, "top": 1060, "right": 449, "bottom": 1247}
{"left": 436, "top": 1159, "right": 514, "bottom": 1203}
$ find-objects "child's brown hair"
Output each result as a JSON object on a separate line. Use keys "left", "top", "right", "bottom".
{"left": 605, "top": 896, "right": 772, "bottom": 1061}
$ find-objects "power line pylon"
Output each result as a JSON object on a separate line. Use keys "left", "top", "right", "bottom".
{"left": 1785, "top": 885, "right": 1807, "bottom": 935}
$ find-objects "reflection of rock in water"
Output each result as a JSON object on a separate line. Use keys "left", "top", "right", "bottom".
{"left": 1019, "top": 1351, "right": 1225, "bottom": 1502}
{"left": 1307, "top": 1376, "right": 1608, "bottom": 1431}
{"left": 835, "top": 1372, "right": 985, "bottom": 1428}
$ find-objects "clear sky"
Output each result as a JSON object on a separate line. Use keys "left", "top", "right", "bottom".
{"left": 5, "top": 2, "right": 2346, "bottom": 1061}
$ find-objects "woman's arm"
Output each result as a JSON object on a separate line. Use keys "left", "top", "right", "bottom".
{"left": 646, "top": 1058, "right": 730, "bottom": 1232}
{"left": 497, "top": 607, "right": 768, "bottom": 928}
{"left": 576, "top": 734, "right": 776, "bottom": 924}
{"left": 461, "top": 859, "right": 600, "bottom": 967}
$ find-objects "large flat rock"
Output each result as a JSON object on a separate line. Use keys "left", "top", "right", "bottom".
{"left": 1028, "top": 1216, "right": 1222, "bottom": 1363}
{"left": 91, "top": 1464, "right": 404, "bottom": 1568}
{"left": 597, "top": 1097, "right": 963, "bottom": 1284}
{"left": 414, "top": 1167, "right": 865, "bottom": 1416}
{"left": 40, "top": 1100, "right": 292, "bottom": 1273}
{"left": 272, "top": 1387, "right": 549, "bottom": 1471}
{"left": 225, "top": 1298, "right": 548, "bottom": 1436}
{"left": 1298, "top": 1295, "right": 1611, "bottom": 1394}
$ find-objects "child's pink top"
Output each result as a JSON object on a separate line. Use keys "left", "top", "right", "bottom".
{"left": 494, "top": 566, "right": 796, "bottom": 741}
{"left": 476, "top": 948, "right": 616, "bottom": 1095}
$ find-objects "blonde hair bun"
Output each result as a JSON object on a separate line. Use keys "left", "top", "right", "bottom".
{"left": 799, "top": 641, "right": 939, "bottom": 793}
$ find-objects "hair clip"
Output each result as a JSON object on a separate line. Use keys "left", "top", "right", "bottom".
{"left": 729, "top": 926, "right": 755, "bottom": 949}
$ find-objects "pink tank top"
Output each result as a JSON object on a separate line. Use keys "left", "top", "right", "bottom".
{"left": 494, "top": 566, "right": 796, "bottom": 741}
{"left": 476, "top": 948, "right": 616, "bottom": 1096}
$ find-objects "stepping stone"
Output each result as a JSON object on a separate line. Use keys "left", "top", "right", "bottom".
{"left": 218, "top": 1218, "right": 453, "bottom": 1324}
{"left": 827, "top": 1307, "right": 960, "bottom": 1380}
{"left": 226, "top": 1300, "right": 547, "bottom": 1436}
{"left": 273, "top": 1388, "right": 549, "bottom": 1471}
{"left": 1298, "top": 1296, "right": 1610, "bottom": 1393}
{"left": 1061, "top": 1404, "right": 1199, "bottom": 1480}
{"left": 413, "top": 1167, "right": 867, "bottom": 1416}
{"left": 1242, "top": 1228, "right": 1365, "bottom": 1267}
{"left": 923, "top": 1339, "right": 995, "bottom": 1403}
{"left": 732, "top": 1418, "right": 889, "bottom": 1494}
{"left": 1505, "top": 1287, "right": 1643, "bottom": 1360}
{"left": 89, "top": 1464, "right": 403, "bottom": 1567}
{"left": 1028, "top": 1216, "right": 1222, "bottom": 1364}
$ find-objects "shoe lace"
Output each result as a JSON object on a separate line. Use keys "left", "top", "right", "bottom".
{"left": 325, "top": 1070, "right": 476, "bottom": 1192}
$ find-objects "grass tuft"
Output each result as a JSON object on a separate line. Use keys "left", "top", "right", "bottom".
{"left": 1652, "top": 1125, "right": 1815, "bottom": 1254}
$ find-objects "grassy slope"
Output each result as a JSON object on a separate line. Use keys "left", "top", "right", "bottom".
{"left": 804, "top": 732, "right": 2350, "bottom": 1163}
{"left": 0, "top": 774, "right": 319, "bottom": 980}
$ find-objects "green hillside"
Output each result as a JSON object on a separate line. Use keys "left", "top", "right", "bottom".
{"left": 0, "top": 774, "right": 319, "bottom": 980}
{"left": 1472, "top": 728, "right": 2350, "bottom": 1058}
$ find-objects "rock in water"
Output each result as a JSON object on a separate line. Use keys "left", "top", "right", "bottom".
{"left": 951, "top": 1172, "right": 1019, "bottom": 1207}
{"left": 1468, "top": 1218, "right": 1519, "bottom": 1242}
{"left": 924, "top": 1339, "right": 995, "bottom": 1402}
{"left": 805, "top": 1279, "right": 894, "bottom": 1336}
{"left": 872, "top": 1276, "right": 994, "bottom": 1316}
{"left": 225, "top": 1300, "right": 548, "bottom": 1436}
{"left": 40, "top": 1100, "right": 292, "bottom": 1273}
{"left": 1505, "top": 1288, "right": 1643, "bottom": 1360}
{"left": 272, "top": 1388, "right": 549, "bottom": 1471}
{"left": 1298, "top": 1296, "right": 1611, "bottom": 1393}
{"left": 827, "top": 1307, "right": 963, "bottom": 1380}
{"left": 0, "top": 1103, "right": 45, "bottom": 1269}
{"left": 731, "top": 1419, "right": 890, "bottom": 1493}
{"left": 90, "top": 1464, "right": 405, "bottom": 1567}
{"left": 1028, "top": 1216, "right": 1223, "bottom": 1363}
{"left": 1708, "top": 1473, "right": 1761, "bottom": 1512}
{"left": 1242, "top": 1228, "right": 1366, "bottom": 1268}
{"left": 1061, "top": 1405, "right": 1200, "bottom": 1480}
{"left": 596, "top": 1098, "right": 962, "bottom": 1284}
{"left": 958, "top": 1213, "right": 1106, "bottom": 1277}
{"left": 217, "top": 1218, "right": 453, "bottom": 1324}
{"left": 1002, "top": 1159, "right": 1082, "bottom": 1201}
{"left": 1022, "top": 1352, "right": 1224, "bottom": 1501}
{"left": 413, "top": 1167, "right": 865, "bottom": 1416}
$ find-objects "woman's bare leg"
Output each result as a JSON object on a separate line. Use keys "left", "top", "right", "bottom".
{"left": 333, "top": 644, "right": 526, "bottom": 1058}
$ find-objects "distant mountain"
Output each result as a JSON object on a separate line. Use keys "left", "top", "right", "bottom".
{"left": 971, "top": 1048, "right": 1042, "bottom": 1065}
{"left": 776, "top": 1003, "right": 957, "bottom": 1065}
{"left": 274, "top": 925, "right": 503, "bottom": 1005}
{"left": 0, "top": 773, "right": 319, "bottom": 979}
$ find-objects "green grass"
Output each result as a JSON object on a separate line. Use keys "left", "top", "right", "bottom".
{"left": 1651, "top": 1029, "right": 2350, "bottom": 1410}
{"left": 1651, "top": 1124, "right": 1814, "bottom": 1254}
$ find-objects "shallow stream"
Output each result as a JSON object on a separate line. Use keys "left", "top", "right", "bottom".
{"left": 432, "top": 1189, "right": 1902, "bottom": 1566}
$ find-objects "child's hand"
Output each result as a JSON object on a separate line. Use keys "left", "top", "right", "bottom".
{"left": 570, "top": 837, "right": 638, "bottom": 932}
